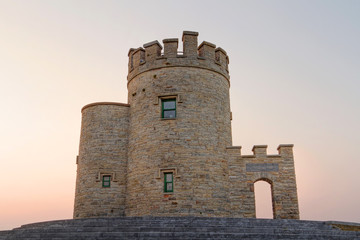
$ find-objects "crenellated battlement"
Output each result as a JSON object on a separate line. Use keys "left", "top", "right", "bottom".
{"left": 226, "top": 144, "right": 294, "bottom": 158}
{"left": 227, "top": 144, "right": 299, "bottom": 219}
{"left": 127, "top": 31, "right": 230, "bottom": 83}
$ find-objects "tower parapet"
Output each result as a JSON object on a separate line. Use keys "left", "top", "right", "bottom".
{"left": 127, "top": 31, "right": 230, "bottom": 83}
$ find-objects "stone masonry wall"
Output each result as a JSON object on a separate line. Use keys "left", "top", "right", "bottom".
{"left": 227, "top": 145, "right": 300, "bottom": 219}
{"left": 125, "top": 31, "right": 232, "bottom": 217}
{"left": 73, "top": 103, "right": 129, "bottom": 218}
{"left": 73, "top": 31, "right": 300, "bottom": 220}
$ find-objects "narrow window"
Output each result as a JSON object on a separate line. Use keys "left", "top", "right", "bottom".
{"left": 102, "top": 175, "right": 111, "bottom": 188}
{"left": 164, "top": 173, "right": 173, "bottom": 192}
{"left": 162, "top": 99, "right": 176, "bottom": 119}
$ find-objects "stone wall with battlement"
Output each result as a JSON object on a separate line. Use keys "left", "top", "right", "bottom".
{"left": 125, "top": 31, "right": 232, "bottom": 217}
{"left": 226, "top": 144, "right": 300, "bottom": 219}
{"left": 127, "top": 31, "right": 230, "bottom": 84}
{"left": 73, "top": 31, "right": 299, "bottom": 220}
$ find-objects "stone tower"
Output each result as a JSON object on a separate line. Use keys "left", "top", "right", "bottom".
{"left": 126, "top": 31, "right": 231, "bottom": 217}
{"left": 73, "top": 31, "right": 299, "bottom": 220}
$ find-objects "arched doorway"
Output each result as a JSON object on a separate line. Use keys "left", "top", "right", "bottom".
{"left": 254, "top": 179, "right": 274, "bottom": 219}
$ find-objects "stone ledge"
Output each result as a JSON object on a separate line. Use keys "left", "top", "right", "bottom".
{"left": 277, "top": 144, "right": 294, "bottom": 149}
{"left": 127, "top": 65, "right": 230, "bottom": 85}
{"left": 81, "top": 102, "right": 130, "bottom": 112}
{"left": 252, "top": 145, "right": 268, "bottom": 151}
{"left": 198, "top": 41, "right": 216, "bottom": 49}
{"left": 143, "top": 40, "right": 162, "bottom": 49}
{"left": 163, "top": 38, "right": 178, "bottom": 43}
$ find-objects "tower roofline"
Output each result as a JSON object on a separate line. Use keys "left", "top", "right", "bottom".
{"left": 81, "top": 102, "right": 130, "bottom": 112}
{"left": 127, "top": 31, "right": 230, "bottom": 83}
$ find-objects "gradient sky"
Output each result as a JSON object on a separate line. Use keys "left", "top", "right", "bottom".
{"left": 1, "top": 0, "right": 359, "bottom": 230}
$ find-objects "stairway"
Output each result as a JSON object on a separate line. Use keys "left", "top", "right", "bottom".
{"left": 1, "top": 217, "right": 359, "bottom": 239}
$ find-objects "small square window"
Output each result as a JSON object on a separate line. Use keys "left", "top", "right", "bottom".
{"left": 102, "top": 175, "right": 111, "bottom": 188}
{"left": 162, "top": 99, "right": 176, "bottom": 119}
{"left": 164, "top": 173, "right": 174, "bottom": 193}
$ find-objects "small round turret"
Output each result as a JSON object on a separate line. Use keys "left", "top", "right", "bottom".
{"left": 74, "top": 103, "right": 129, "bottom": 218}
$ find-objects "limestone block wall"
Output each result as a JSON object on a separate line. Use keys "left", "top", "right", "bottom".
{"left": 125, "top": 31, "right": 232, "bottom": 217}
{"left": 227, "top": 145, "right": 300, "bottom": 219}
{"left": 73, "top": 103, "right": 129, "bottom": 219}
{"left": 73, "top": 31, "right": 300, "bottom": 220}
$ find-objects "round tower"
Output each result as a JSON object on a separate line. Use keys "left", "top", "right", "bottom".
{"left": 73, "top": 102, "right": 129, "bottom": 218}
{"left": 125, "top": 31, "right": 232, "bottom": 217}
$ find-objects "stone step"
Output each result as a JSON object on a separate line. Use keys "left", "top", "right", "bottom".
{"left": 16, "top": 218, "right": 339, "bottom": 230}
{"left": 8, "top": 226, "right": 356, "bottom": 235}
{"left": 6, "top": 229, "right": 359, "bottom": 239}
{"left": 1, "top": 217, "right": 359, "bottom": 239}
{"left": 4, "top": 231, "right": 359, "bottom": 240}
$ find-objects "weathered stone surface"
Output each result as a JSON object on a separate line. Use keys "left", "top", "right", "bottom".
{"left": 73, "top": 103, "right": 129, "bottom": 218}
{"left": 73, "top": 31, "right": 300, "bottom": 220}
{"left": 227, "top": 145, "right": 299, "bottom": 219}
{"left": 2, "top": 217, "right": 359, "bottom": 239}
{"left": 246, "top": 163, "right": 279, "bottom": 172}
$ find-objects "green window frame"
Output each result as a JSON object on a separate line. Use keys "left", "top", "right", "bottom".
{"left": 164, "top": 172, "right": 174, "bottom": 193}
{"left": 162, "top": 98, "right": 176, "bottom": 119}
{"left": 102, "top": 175, "right": 111, "bottom": 188}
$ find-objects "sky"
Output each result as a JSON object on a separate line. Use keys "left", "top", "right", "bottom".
{"left": 0, "top": 0, "right": 359, "bottom": 231}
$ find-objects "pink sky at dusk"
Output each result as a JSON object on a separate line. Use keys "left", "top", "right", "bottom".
{"left": 1, "top": 0, "right": 359, "bottom": 230}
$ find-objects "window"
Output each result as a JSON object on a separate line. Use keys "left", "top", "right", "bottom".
{"left": 164, "top": 173, "right": 173, "bottom": 192}
{"left": 162, "top": 98, "right": 176, "bottom": 118}
{"left": 102, "top": 175, "right": 111, "bottom": 188}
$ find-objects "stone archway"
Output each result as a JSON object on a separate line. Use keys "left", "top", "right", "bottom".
{"left": 254, "top": 178, "right": 275, "bottom": 219}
